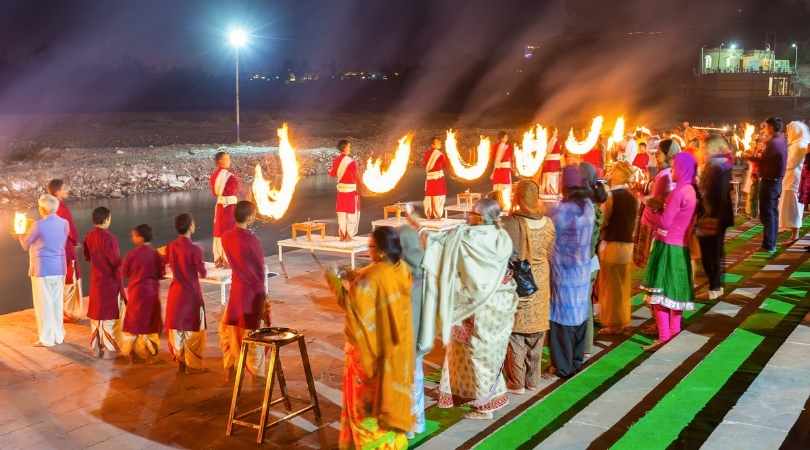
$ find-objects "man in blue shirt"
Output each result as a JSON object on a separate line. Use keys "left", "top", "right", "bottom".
{"left": 18, "top": 194, "right": 69, "bottom": 347}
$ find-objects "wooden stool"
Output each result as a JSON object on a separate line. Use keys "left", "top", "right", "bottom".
{"left": 225, "top": 327, "right": 322, "bottom": 444}
{"left": 291, "top": 221, "right": 326, "bottom": 240}
{"left": 383, "top": 203, "right": 406, "bottom": 219}
{"left": 456, "top": 191, "right": 481, "bottom": 209}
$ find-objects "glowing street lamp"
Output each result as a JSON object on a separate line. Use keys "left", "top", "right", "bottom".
{"left": 227, "top": 27, "right": 249, "bottom": 143}
{"left": 792, "top": 43, "right": 799, "bottom": 73}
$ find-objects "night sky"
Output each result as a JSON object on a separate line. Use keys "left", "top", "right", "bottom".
{"left": 0, "top": 0, "right": 809, "bottom": 115}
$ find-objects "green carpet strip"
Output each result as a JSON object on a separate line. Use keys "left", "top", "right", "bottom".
{"left": 610, "top": 292, "right": 805, "bottom": 450}
{"left": 473, "top": 305, "right": 709, "bottom": 450}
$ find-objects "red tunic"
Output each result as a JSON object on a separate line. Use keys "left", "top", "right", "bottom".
{"left": 632, "top": 152, "right": 650, "bottom": 170}
{"left": 491, "top": 143, "right": 514, "bottom": 185}
{"left": 423, "top": 148, "right": 448, "bottom": 196}
{"left": 210, "top": 168, "right": 240, "bottom": 238}
{"left": 165, "top": 236, "right": 207, "bottom": 331}
{"left": 222, "top": 228, "right": 267, "bottom": 329}
{"left": 122, "top": 244, "right": 164, "bottom": 334}
{"left": 83, "top": 228, "right": 123, "bottom": 321}
{"left": 542, "top": 141, "right": 563, "bottom": 172}
{"left": 329, "top": 154, "right": 359, "bottom": 213}
{"left": 56, "top": 201, "right": 80, "bottom": 282}
{"left": 583, "top": 145, "right": 604, "bottom": 170}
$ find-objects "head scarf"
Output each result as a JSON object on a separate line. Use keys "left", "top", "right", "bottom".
{"left": 672, "top": 152, "right": 697, "bottom": 187}
{"left": 513, "top": 179, "right": 544, "bottom": 218}
{"left": 787, "top": 120, "right": 810, "bottom": 148}
{"left": 563, "top": 165, "right": 585, "bottom": 188}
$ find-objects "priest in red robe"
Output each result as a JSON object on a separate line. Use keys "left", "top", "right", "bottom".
{"left": 491, "top": 131, "right": 514, "bottom": 210}
{"left": 211, "top": 150, "right": 240, "bottom": 266}
{"left": 329, "top": 139, "right": 360, "bottom": 241}
{"left": 83, "top": 207, "right": 123, "bottom": 359}
{"left": 540, "top": 135, "right": 563, "bottom": 195}
{"left": 121, "top": 224, "right": 164, "bottom": 363}
{"left": 47, "top": 179, "right": 85, "bottom": 321}
{"left": 165, "top": 213, "right": 208, "bottom": 373}
{"left": 219, "top": 201, "right": 270, "bottom": 378}
{"left": 423, "top": 136, "right": 448, "bottom": 219}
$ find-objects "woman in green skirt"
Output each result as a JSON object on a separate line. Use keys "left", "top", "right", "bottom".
{"left": 641, "top": 152, "right": 698, "bottom": 348}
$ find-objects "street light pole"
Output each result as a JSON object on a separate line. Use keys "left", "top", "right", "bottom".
{"left": 235, "top": 47, "right": 240, "bottom": 144}
{"left": 227, "top": 27, "right": 248, "bottom": 144}
{"left": 793, "top": 43, "right": 799, "bottom": 73}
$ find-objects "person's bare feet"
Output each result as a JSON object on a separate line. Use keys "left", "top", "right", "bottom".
{"left": 464, "top": 410, "right": 493, "bottom": 420}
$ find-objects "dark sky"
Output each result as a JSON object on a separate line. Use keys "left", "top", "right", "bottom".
{"left": 3, "top": 0, "right": 808, "bottom": 73}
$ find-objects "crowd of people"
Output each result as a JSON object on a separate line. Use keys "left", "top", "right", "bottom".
{"left": 14, "top": 115, "right": 810, "bottom": 449}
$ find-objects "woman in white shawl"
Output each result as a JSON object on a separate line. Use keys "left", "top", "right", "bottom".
{"left": 422, "top": 198, "right": 517, "bottom": 420}
{"left": 780, "top": 121, "right": 810, "bottom": 240}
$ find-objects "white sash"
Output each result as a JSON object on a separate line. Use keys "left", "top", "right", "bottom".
{"left": 495, "top": 161, "right": 512, "bottom": 169}
{"left": 546, "top": 154, "right": 562, "bottom": 161}
{"left": 336, "top": 155, "right": 353, "bottom": 180}
{"left": 426, "top": 170, "right": 445, "bottom": 180}
{"left": 426, "top": 150, "right": 442, "bottom": 172}
{"left": 214, "top": 170, "right": 237, "bottom": 205}
{"left": 337, "top": 183, "right": 357, "bottom": 193}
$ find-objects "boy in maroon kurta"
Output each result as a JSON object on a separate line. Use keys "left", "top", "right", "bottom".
{"left": 83, "top": 207, "right": 123, "bottom": 358}
{"left": 211, "top": 151, "right": 240, "bottom": 266}
{"left": 165, "top": 213, "right": 207, "bottom": 373}
{"left": 48, "top": 179, "right": 85, "bottom": 321}
{"left": 121, "top": 224, "right": 164, "bottom": 363}
{"left": 219, "top": 201, "right": 270, "bottom": 378}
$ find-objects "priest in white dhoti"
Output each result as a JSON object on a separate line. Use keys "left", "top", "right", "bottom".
{"left": 329, "top": 140, "right": 360, "bottom": 241}
{"left": 18, "top": 194, "right": 69, "bottom": 347}
{"left": 210, "top": 150, "right": 240, "bottom": 266}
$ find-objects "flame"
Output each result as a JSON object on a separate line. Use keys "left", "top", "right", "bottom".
{"left": 252, "top": 123, "right": 300, "bottom": 219}
{"left": 362, "top": 134, "right": 413, "bottom": 193}
{"left": 514, "top": 124, "right": 548, "bottom": 177}
{"left": 13, "top": 212, "right": 27, "bottom": 235}
{"left": 736, "top": 123, "right": 755, "bottom": 151}
{"left": 606, "top": 116, "right": 625, "bottom": 152}
{"left": 635, "top": 125, "right": 652, "bottom": 136}
{"left": 444, "top": 130, "right": 491, "bottom": 180}
{"left": 565, "top": 116, "right": 604, "bottom": 155}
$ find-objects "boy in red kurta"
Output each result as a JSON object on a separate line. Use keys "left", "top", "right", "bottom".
{"left": 211, "top": 151, "right": 240, "bottom": 266}
{"left": 329, "top": 139, "right": 360, "bottom": 241}
{"left": 121, "top": 224, "right": 164, "bottom": 363}
{"left": 541, "top": 135, "right": 563, "bottom": 195}
{"left": 83, "top": 207, "right": 123, "bottom": 358}
{"left": 219, "top": 201, "right": 270, "bottom": 378}
{"left": 491, "top": 131, "right": 514, "bottom": 210}
{"left": 165, "top": 213, "right": 208, "bottom": 373}
{"left": 423, "top": 136, "right": 448, "bottom": 219}
{"left": 48, "top": 179, "right": 85, "bottom": 321}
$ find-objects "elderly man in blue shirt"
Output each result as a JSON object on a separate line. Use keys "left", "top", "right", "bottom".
{"left": 18, "top": 194, "right": 69, "bottom": 347}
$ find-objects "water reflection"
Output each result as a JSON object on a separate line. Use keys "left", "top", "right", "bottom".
{"left": 0, "top": 172, "right": 486, "bottom": 314}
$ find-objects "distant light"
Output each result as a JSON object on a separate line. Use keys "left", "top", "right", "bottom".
{"left": 228, "top": 27, "right": 248, "bottom": 49}
{"left": 729, "top": 43, "right": 737, "bottom": 50}
{"left": 792, "top": 43, "right": 798, "bottom": 48}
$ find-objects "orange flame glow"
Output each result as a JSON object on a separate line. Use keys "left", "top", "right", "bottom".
{"left": 13, "top": 212, "right": 27, "bottom": 235}
{"left": 606, "top": 116, "right": 625, "bottom": 153}
{"left": 362, "top": 134, "right": 413, "bottom": 193}
{"left": 252, "top": 123, "right": 300, "bottom": 219}
{"left": 444, "top": 130, "right": 491, "bottom": 180}
{"left": 565, "top": 116, "right": 604, "bottom": 155}
{"left": 514, "top": 124, "right": 549, "bottom": 177}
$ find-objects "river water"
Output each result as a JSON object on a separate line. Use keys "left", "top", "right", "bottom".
{"left": 0, "top": 172, "right": 487, "bottom": 314}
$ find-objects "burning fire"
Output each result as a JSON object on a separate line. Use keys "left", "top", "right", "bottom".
{"left": 362, "top": 134, "right": 413, "bottom": 193}
{"left": 13, "top": 212, "right": 27, "bottom": 235}
{"left": 252, "top": 123, "right": 300, "bottom": 219}
{"left": 606, "top": 116, "right": 625, "bottom": 154}
{"left": 514, "top": 124, "right": 549, "bottom": 177}
{"left": 444, "top": 130, "right": 491, "bottom": 180}
{"left": 736, "top": 123, "right": 755, "bottom": 151}
{"left": 565, "top": 116, "right": 604, "bottom": 155}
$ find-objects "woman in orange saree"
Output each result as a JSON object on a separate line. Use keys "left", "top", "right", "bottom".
{"left": 326, "top": 226, "right": 414, "bottom": 450}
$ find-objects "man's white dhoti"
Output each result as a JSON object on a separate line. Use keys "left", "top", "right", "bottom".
{"left": 423, "top": 195, "right": 446, "bottom": 219}
{"left": 337, "top": 211, "right": 360, "bottom": 238}
{"left": 492, "top": 184, "right": 512, "bottom": 212}
{"left": 540, "top": 172, "right": 561, "bottom": 195}
{"left": 31, "top": 276, "right": 65, "bottom": 346}
{"left": 90, "top": 319, "right": 120, "bottom": 356}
